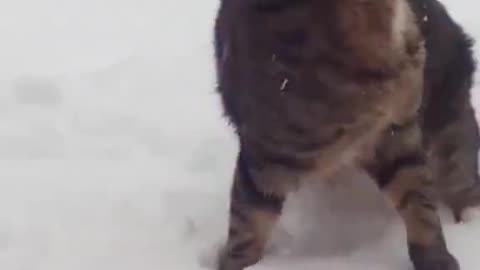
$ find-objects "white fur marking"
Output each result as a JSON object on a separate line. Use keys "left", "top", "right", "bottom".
{"left": 280, "top": 78, "right": 289, "bottom": 91}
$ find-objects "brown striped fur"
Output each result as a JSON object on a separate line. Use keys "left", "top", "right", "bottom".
{"left": 213, "top": 0, "right": 476, "bottom": 269}
{"left": 408, "top": 0, "right": 480, "bottom": 223}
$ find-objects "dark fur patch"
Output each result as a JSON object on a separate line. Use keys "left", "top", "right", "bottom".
{"left": 252, "top": 0, "right": 307, "bottom": 13}
{"left": 233, "top": 150, "right": 285, "bottom": 213}
{"left": 413, "top": 0, "right": 477, "bottom": 133}
{"left": 398, "top": 190, "right": 436, "bottom": 211}
{"left": 408, "top": 238, "right": 459, "bottom": 270}
{"left": 371, "top": 154, "right": 427, "bottom": 189}
{"left": 409, "top": 0, "right": 480, "bottom": 220}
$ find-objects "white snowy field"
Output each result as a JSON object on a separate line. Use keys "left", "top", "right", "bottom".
{"left": 0, "top": 0, "right": 478, "bottom": 270}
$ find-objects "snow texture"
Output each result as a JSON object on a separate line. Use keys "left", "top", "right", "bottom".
{"left": 0, "top": 0, "right": 478, "bottom": 269}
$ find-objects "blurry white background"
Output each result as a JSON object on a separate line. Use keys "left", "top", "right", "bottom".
{"left": 0, "top": 0, "right": 478, "bottom": 269}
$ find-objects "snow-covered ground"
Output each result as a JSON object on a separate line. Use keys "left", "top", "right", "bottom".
{"left": 0, "top": 0, "right": 478, "bottom": 269}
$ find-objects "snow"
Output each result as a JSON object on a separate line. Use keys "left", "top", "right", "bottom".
{"left": 0, "top": 0, "right": 478, "bottom": 269}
